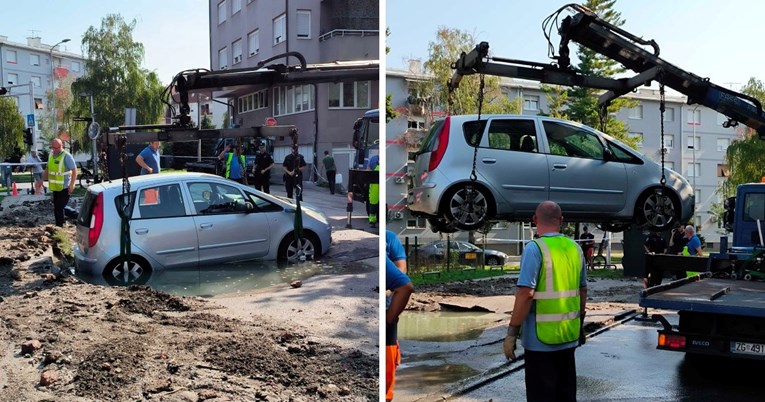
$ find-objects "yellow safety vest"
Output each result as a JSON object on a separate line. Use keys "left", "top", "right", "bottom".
{"left": 369, "top": 164, "right": 380, "bottom": 204}
{"left": 225, "top": 153, "right": 246, "bottom": 179}
{"left": 47, "top": 151, "right": 71, "bottom": 192}
{"left": 533, "top": 237, "right": 583, "bottom": 345}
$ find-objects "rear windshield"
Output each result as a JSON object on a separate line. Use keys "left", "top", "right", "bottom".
{"left": 76, "top": 191, "right": 97, "bottom": 227}
{"left": 417, "top": 119, "right": 445, "bottom": 154}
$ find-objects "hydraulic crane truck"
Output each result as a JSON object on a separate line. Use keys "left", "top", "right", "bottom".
{"left": 446, "top": 4, "right": 765, "bottom": 359}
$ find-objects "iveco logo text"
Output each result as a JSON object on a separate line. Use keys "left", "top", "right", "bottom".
{"left": 692, "top": 340, "right": 710, "bottom": 347}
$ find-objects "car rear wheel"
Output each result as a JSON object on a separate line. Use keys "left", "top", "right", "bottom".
{"left": 443, "top": 183, "right": 492, "bottom": 231}
{"left": 278, "top": 232, "right": 320, "bottom": 262}
{"left": 637, "top": 188, "right": 678, "bottom": 231}
{"left": 485, "top": 256, "right": 501, "bottom": 266}
{"left": 103, "top": 256, "right": 152, "bottom": 286}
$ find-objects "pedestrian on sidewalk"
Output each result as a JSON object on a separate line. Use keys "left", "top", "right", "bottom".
{"left": 321, "top": 150, "right": 336, "bottom": 195}
{"left": 43, "top": 138, "right": 77, "bottom": 227}
{"left": 282, "top": 145, "right": 306, "bottom": 200}
{"left": 504, "top": 200, "right": 587, "bottom": 402}
{"left": 253, "top": 142, "right": 274, "bottom": 193}
{"left": 136, "top": 141, "right": 161, "bottom": 175}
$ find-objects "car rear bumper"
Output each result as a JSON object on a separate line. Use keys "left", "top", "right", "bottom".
{"left": 73, "top": 244, "right": 99, "bottom": 276}
{"left": 407, "top": 183, "right": 440, "bottom": 215}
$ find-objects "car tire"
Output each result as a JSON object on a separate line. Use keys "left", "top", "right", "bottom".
{"left": 278, "top": 231, "right": 321, "bottom": 262}
{"left": 485, "top": 256, "right": 501, "bottom": 267}
{"left": 103, "top": 256, "right": 152, "bottom": 286}
{"left": 637, "top": 188, "right": 678, "bottom": 231}
{"left": 442, "top": 183, "right": 492, "bottom": 232}
{"left": 428, "top": 217, "right": 459, "bottom": 234}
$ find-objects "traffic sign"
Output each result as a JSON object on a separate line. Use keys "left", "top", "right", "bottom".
{"left": 26, "top": 114, "right": 35, "bottom": 128}
{"left": 265, "top": 117, "right": 277, "bottom": 127}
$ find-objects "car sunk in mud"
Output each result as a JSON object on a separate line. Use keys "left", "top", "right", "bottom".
{"left": 407, "top": 114, "right": 694, "bottom": 233}
{"left": 73, "top": 172, "right": 331, "bottom": 285}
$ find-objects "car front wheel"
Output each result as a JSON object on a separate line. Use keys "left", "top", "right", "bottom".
{"left": 485, "top": 256, "right": 501, "bottom": 266}
{"left": 103, "top": 256, "right": 152, "bottom": 286}
{"left": 278, "top": 232, "right": 320, "bottom": 262}
{"left": 638, "top": 188, "right": 677, "bottom": 230}
{"left": 443, "top": 183, "right": 491, "bottom": 231}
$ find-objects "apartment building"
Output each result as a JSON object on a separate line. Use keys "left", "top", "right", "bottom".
{"left": 0, "top": 36, "right": 86, "bottom": 149}
{"left": 387, "top": 68, "right": 740, "bottom": 243}
{"left": 209, "top": 0, "right": 379, "bottom": 185}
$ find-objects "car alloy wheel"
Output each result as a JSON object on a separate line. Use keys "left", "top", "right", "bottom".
{"left": 279, "top": 232, "right": 319, "bottom": 262}
{"left": 485, "top": 256, "right": 500, "bottom": 266}
{"left": 445, "top": 184, "right": 490, "bottom": 231}
{"left": 103, "top": 257, "right": 152, "bottom": 286}
{"left": 639, "top": 188, "right": 676, "bottom": 230}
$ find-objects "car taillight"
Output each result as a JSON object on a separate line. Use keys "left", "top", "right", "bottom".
{"left": 88, "top": 192, "right": 104, "bottom": 248}
{"left": 428, "top": 116, "right": 451, "bottom": 171}
{"left": 658, "top": 333, "right": 686, "bottom": 349}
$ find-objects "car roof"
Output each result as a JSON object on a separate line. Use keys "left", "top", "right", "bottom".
{"left": 90, "top": 172, "right": 232, "bottom": 193}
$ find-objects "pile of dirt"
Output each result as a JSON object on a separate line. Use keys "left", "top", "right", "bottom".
{"left": 0, "top": 199, "right": 378, "bottom": 401}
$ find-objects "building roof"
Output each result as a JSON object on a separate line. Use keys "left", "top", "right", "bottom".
{"left": 0, "top": 35, "right": 85, "bottom": 61}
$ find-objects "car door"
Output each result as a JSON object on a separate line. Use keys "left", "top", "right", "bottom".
{"left": 188, "top": 181, "right": 270, "bottom": 264}
{"left": 541, "top": 120, "right": 627, "bottom": 214}
{"left": 478, "top": 118, "right": 549, "bottom": 215}
{"left": 130, "top": 183, "right": 198, "bottom": 269}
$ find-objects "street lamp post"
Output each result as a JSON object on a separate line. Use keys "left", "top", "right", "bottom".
{"left": 49, "top": 38, "right": 71, "bottom": 139}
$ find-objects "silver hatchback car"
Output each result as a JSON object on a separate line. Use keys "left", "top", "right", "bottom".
{"left": 408, "top": 114, "right": 694, "bottom": 233}
{"left": 73, "top": 172, "right": 332, "bottom": 285}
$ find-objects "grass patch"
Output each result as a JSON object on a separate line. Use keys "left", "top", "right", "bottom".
{"left": 411, "top": 266, "right": 515, "bottom": 286}
{"left": 52, "top": 227, "right": 74, "bottom": 265}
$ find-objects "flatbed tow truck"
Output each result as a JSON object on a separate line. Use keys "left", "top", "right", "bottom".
{"left": 446, "top": 4, "right": 765, "bottom": 360}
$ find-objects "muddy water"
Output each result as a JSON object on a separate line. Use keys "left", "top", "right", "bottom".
{"left": 79, "top": 259, "right": 375, "bottom": 297}
{"left": 398, "top": 310, "right": 504, "bottom": 342}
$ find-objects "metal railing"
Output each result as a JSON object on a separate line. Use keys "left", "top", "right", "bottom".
{"left": 318, "top": 29, "right": 379, "bottom": 42}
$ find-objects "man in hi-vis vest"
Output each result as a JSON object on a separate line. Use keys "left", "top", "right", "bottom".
{"left": 504, "top": 201, "right": 587, "bottom": 402}
{"left": 43, "top": 138, "right": 77, "bottom": 227}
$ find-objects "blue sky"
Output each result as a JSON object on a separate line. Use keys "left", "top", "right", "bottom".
{"left": 386, "top": 0, "right": 765, "bottom": 90}
{"left": 2, "top": 0, "right": 209, "bottom": 85}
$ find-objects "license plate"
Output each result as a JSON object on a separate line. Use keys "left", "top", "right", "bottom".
{"left": 465, "top": 253, "right": 477, "bottom": 260}
{"left": 731, "top": 341, "right": 765, "bottom": 356}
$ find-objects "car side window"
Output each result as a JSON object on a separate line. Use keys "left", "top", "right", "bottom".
{"left": 485, "top": 119, "right": 537, "bottom": 153}
{"left": 607, "top": 141, "right": 643, "bottom": 164}
{"left": 542, "top": 121, "right": 604, "bottom": 160}
{"left": 187, "top": 182, "right": 244, "bottom": 215}
{"left": 245, "top": 192, "right": 282, "bottom": 212}
{"left": 136, "top": 184, "right": 186, "bottom": 219}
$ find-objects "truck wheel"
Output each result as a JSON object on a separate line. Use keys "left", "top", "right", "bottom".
{"left": 730, "top": 272, "right": 738, "bottom": 280}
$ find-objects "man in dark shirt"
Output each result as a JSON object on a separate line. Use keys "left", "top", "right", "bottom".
{"left": 282, "top": 145, "right": 306, "bottom": 200}
{"left": 253, "top": 143, "right": 275, "bottom": 193}
{"left": 578, "top": 225, "right": 595, "bottom": 269}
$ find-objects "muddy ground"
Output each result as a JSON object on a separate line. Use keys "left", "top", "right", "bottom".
{"left": 0, "top": 199, "right": 377, "bottom": 402}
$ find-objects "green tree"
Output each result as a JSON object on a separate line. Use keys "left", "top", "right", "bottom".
{"left": 723, "top": 77, "right": 765, "bottom": 197}
{"left": 420, "top": 27, "right": 520, "bottom": 116}
{"left": 200, "top": 114, "right": 214, "bottom": 129}
{"left": 540, "top": 84, "right": 568, "bottom": 119}
{"left": 69, "top": 14, "right": 165, "bottom": 146}
{"left": 565, "top": 0, "right": 638, "bottom": 148}
{"left": 0, "top": 98, "right": 25, "bottom": 157}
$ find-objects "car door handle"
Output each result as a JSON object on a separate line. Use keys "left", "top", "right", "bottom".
{"left": 552, "top": 163, "right": 567, "bottom": 170}
{"left": 200, "top": 223, "right": 213, "bottom": 229}
{"left": 134, "top": 228, "right": 148, "bottom": 235}
{"left": 481, "top": 158, "right": 497, "bottom": 164}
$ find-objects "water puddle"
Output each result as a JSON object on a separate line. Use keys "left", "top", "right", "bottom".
{"left": 398, "top": 310, "right": 503, "bottom": 342}
{"left": 396, "top": 362, "right": 479, "bottom": 388}
{"left": 78, "top": 259, "right": 376, "bottom": 297}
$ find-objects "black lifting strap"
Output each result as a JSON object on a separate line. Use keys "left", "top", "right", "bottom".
{"left": 117, "top": 136, "right": 132, "bottom": 269}
{"left": 658, "top": 72, "right": 668, "bottom": 187}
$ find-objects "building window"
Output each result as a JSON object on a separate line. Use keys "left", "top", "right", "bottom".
{"left": 71, "top": 61, "right": 80, "bottom": 72}
{"left": 523, "top": 95, "right": 539, "bottom": 111}
{"left": 248, "top": 29, "right": 260, "bottom": 56}
{"left": 629, "top": 104, "right": 643, "bottom": 119}
{"left": 273, "top": 84, "right": 313, "bottom": 116}
{"left": 717, "top": 138, "right": 730, "bottom": 152}
{"left": 232, "top": 39, "right": 242, "bottom": 64}
{"left": 664, "top": 107, "right": 675, "bottom": 122}
{"left": 31, "top": 76, "right": 41, "bottom": 87}
{"left": 238, "top": 89, "right": 269, "bottom": 114}
{"left": 232, "top": 0, "right": 241, "bottom": 14}
{"left": 717, "top": 164, "right": 729, "bottom": 177}
{"left": 34, "top": 98, "right": 43, "bottom": 109}
{"left": 328, "top": 81, "right": 370, "bottom": 109}
{"left": 688, "top": 135, "right": 700, "bottom": 151}
{"left": 663, "top": 134, "right": 674, "bottom": 149}
{"left": 695, "top": 190, "right": 701, "bottom": 205}
{"left": 217, "top": 1, "right": 226, "bottom": 24}
{"left": 408, "top": 120, "right": 425, "bottom": 130}
{"left": 688, "top": 108, "right": 701, "bottom": 125}
{"left": 7, "top": 73, "right": 17, "bottom": 85}
{"left": 406, "top": 216, "right": 427, "bottom": 229}
{"left": 629, "top": 132, "right": 644, "bottom": 148}
{"left": 296, "top": 10, "right": 311, "bottom": 39}
{"left": 29, "top": 54, "right": 40, "bottom": 66}
{"left": 687, "top": 162, "right": 700, "bottom": 177}
{"left": 218, "top": 47, "right": 228, "bottom": 70}
{"left": 273, "top": 14, "right": 286, "bottom": 45}
{"left": 664, "top": 161, "right": 675, "bottom": 170}
{"left": 6, "top": 50, "right": 17, "bottom": 64}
